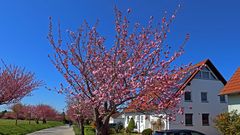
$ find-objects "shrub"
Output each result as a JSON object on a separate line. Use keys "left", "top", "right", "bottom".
{"left": 90, "top": 121, "right": 96, "bottom": 129}
{"left": 214, "top": 110, "right": 240, "bottom": 135}
{"left": 119, "top": 128, "right": 125, "bottom": 133}
{"left": 116, "top": 122, "right": 124, "bottom": 133}
{"left": 109, "top": 128, "right": 116, "bottom": 134}
{"left": 86, "top": 126, "right": 95, "bottom": 133}
{"left": 126, "top": 127, "right": 131, "bottom": 133}
{"left": 142, "top": 128, "right": 153, "bottom": 135}
{"left": 127, "top": 118, "right": 135, "bottom": 132}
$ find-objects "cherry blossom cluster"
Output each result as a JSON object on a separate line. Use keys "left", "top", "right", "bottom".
{"left": 48, "top": 6, "right": 190, "bottom": 134}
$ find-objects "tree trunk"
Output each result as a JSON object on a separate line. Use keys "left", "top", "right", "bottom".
{"left": 77, "top": 118, "right": 85, "bottom": 135}
{"left": 36, "top": 119, "right": 39, "bottom": 124}
{"left": 15, "top": 114, "right": 18, "bottom": 125}
{"left": 43, "top": 118, "right": 47, "bottom": 124}
{"left": 94, "top": 109, "right": 111, "bottom": 135}
{"left": 15, "top": 118, "right": 18, "bottom": 125}
{"left": 95, "top": 120, "right": 110, "bottom": 135}
{"left": 28, "top": 114, "right": 31, "bottom": 124}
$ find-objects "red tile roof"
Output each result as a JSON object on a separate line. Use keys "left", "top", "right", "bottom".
{"left": 220, "top": 68, "right": 240, "bottom": 95}
{"left": 124, "top": 108, "right": 138, "bottom": 113}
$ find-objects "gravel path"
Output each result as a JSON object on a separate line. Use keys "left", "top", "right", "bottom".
{"left": 27, "top": 125, "right": 74, "bottom": 135}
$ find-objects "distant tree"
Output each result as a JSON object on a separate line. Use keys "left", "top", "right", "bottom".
{"left": 32, "top": 105, "right": 41, "bottom": 124}
{"left": 61, "top": 111, "right": 67, "bottom": 124}
{"left": 214, "top": 110, "right": 240, "bottom": 135}
{"left": 33, "top": 104, "right": 58, "bottom": 124}
{"left": 2, "top": 111, "right": 15, "bottom": 119}
{"left": 0, "top": 110, "right": 7, "bottom": 118}
{"left": 11, "top": 103, "right": 24, "bottom": 125}
{"left": 67, "top": 95, "right": 93, "bottom": 135}
{"left": 22, "top": 105, "right": 34, "bottom": 124}
{"left": 127, "top": 118, "right": 135, "bottom": 132}
{"left": 0, "top": 64, "right": 42, "bottom": 105}
{"left": 40, "top": 104, "right": 57, "bottom": 124}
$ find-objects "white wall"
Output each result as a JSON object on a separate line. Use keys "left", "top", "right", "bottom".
{"left": 169, "top": 78, "right": 228, "bottom": 135}
{"left": 123, "top": 113, "right": 167, "bottom": 132}
{"left": 123, "top": 113, "right": 146, "bottom": 132}
{"left": 228, "top": 94, "right": 240, "bottom": 112}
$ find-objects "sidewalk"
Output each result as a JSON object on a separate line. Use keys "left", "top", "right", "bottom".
{"left": 27, "top": 125, "right": 74, "bottom": 135}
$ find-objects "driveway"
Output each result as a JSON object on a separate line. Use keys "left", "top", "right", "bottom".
{"left": 27, "top": 125, "right": 74, "bottom": 135}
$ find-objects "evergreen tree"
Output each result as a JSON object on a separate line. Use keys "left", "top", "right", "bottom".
{"left": 127, "top": 117, "right": 135, "bottom": 132}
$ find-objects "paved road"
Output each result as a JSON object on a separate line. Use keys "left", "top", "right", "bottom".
{"left": 27, "top": 125, "right": 74, "bottom": 135}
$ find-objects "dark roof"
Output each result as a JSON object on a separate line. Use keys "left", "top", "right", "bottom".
{"left": 111, "top": 112, "right": 123, "bottom": 118}
{"left": 220, "top": 67, "right": 240, "bottom": 95}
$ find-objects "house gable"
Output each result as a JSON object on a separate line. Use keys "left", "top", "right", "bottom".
{"left": 179, "top": 59, "right": 226, "bottom": 92}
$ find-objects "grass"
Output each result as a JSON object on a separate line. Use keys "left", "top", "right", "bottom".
{"left": 73, "top": 125, "right": 95, "bottom": 135}
{"left": 73, "top": 125, "right": 140, "bottom": 135}
{"left": 0, "top": 119, "right": 64, "bottom": 135}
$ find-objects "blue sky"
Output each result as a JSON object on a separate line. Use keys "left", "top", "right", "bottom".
{"left": 0, "top": 0, "right": 239, "bottom": 112}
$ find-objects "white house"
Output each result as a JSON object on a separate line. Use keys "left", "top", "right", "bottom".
{"left": 121, "top": 111, "right": 169, "bottom": 133}
{"left": 111, "top": 59, "right": 228, "bottom": 135}
{"left": 220, "top": 67, "right": 240, "bottom": 112}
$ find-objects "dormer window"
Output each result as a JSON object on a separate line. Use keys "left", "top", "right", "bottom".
{"left": 202, "top": 71, "right": 210, "bottom": 79}
{"left": 195, "top": 66, "right": 217, "bottom": 80}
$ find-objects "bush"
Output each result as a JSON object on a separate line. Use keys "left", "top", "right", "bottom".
{"left": 126, "top": 127, "right": 131, "bottom": 133}
{"left": 119, "top": 128, "right": 125, "bottom": 133}
{"left": 142, "top": 128, "right": 153, "bottom": 135}
{"left": 90, "top": 121, "right": 96, "bottom": 129}
{"left": 115, "top": 122, "right": 124, "bottom": 133}
{"left": 109, "top": 128, "right": 116, "bottom": 134}
{"left": 214, "top": 110, "right": 240, "bottom": 135}
{"left": 127, "top": 118, "right": 135, "bottom": 132}
{"left": 86, "top": 126, "right": 95, "bottom": 133}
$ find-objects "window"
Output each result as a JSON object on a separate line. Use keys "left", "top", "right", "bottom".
{"left": 127, "top": 116, "right": 129, "bottom": 123}
{"left": 140, "top": 116, "right": 143, "bottom": 123}
{"left": 220, "top": 95, "right": 226, "bottom": 103}
{"left": 202, "top": 71, "right": 210, "bottom": 79}
{"left": 137, "top": 115, "right": 140, "bottom": 121}
{"left": 202, "top": 114, "right": 209, "bottom": 126}
{"left": 210, "top": 72, "right": 216, "bottom": 80}
{"left": 195, "top": 72, "right": 201, "bottom": 79}
{"left": 194, "top": 66, "right": 218, "bottom": 80}
{"left": 184, "top": 91, "right": 192, "bottom": 102}
{"left": 201, "top": 92, "right": 208, "bottom": 102}
{"left": 202, "top": 67, "right": 209, "bottom": 71}
{"left": 185, "top": 113, "right": 193, "bottom": 126}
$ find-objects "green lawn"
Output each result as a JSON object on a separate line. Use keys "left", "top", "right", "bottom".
{"left": 73, "top": 125, "right": 140, "bottom": 135}
{"left": 0, "top": 119, "right": 64, "bottom": 135}
{"left": 73, "top": 125, "right": 95, "bottom": 135}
